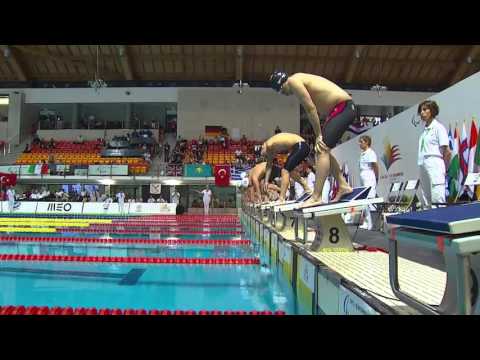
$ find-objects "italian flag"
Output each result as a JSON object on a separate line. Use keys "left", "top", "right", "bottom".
{"left": 447, "top": 126, "right": 460, "bottom": 202}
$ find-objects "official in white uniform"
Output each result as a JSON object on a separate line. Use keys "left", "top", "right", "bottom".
{"left": 171, "top": 187, "right": 180, "bottom": 205}
{"left": 6, "top": 186, "right": 15, "bottom": 213}
{"left": 417, "top": 101, "right": 451, "bottom": 209}
{"left": 199, "top": 185, "right": 212, "bottom": 215}
{"left": 294, "top": 179, "right": 305, "bottom": 200}
{"left": 358, "top": 135, "right": 379, "bottom": 230}
{"left": 116, "top": 191, "right": 125, "bottom": 214}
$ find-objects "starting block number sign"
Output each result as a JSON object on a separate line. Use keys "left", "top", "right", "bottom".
{"left": 314, "top": 215, "right": 354, "bottom": 252}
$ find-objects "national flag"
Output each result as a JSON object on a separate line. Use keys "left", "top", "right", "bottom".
{"left": 446, "top": 125, "right": 453, "bottom": 198}
{"left": 184, "top": 164, "right": 212, "bottom": 177}
{"left": 475, "top": 122, "right": 480, "bottom": 200}
{"left": 214, "top": 165, "right": 230, "bottom": 187}
{"left": 205, "top": 126, "right": 225, "bottom": 138}
{"left": 458, "top": 122, "right": 469, "bottom": 196}
{"left": 466, "top": 119, "right": 478, "bottom": 198}
{"left": 0, "top": 173, "right": 17, "bottom": 187}
{"left": 447, "top": 127, "right": 460, "bottom": 201}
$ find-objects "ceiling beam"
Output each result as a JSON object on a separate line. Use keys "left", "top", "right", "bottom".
{"left": 235, "top": 45, "right": 244, "bottom": 81}
{"left": 344, "top": 45, "right": 365, "bottom": 83}
{"left": 116, "top": 45, "right": 134, "bottom": 80}
{"left": 1, "top": 45, "right": 28, "bottom": 81}
{"left": 448, "top": 45, "right": 480, "bottom": 85}
{"left": 10, "top": 45, "right": 464, "bottom": 69}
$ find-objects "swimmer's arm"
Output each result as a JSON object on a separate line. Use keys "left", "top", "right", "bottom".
{"left": 288, "top": 78, "right": 322, "bottom": 137}
{"left": 263, "top": 156, "right": 274, "bottom": 193}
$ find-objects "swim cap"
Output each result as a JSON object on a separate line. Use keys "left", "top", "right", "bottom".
{"left": 269, "top": 70, "right": 288, "bottom": 92}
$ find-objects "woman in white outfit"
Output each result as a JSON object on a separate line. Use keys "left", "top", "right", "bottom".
{"left": 195, "top": 185, "right": 212, "bottom": 215}
{"left": 6, "top": 186, "right": 15, "bottom": 213}
{"left": 417, "top": 100, "right": 451, "bottom": 209}
{"left": 358, "top": 135, "right": 379, "bottom": 230}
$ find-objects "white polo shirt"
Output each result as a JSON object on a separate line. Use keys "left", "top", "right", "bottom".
{"left": 359, "top": 148, "right": 377, "bottom": 172}
{"left": 202, "top": 189, "right": 212, "bottom": 203}
{"left": 306, "top": 171, "right": 315, "bottom": 190}
{"left": 417, "top": 119, "right": 449, "bottom": 166}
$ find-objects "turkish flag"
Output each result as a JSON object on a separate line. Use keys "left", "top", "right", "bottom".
{"left": 214, "top": 165, "right": 230, "bottom": 187}
{"left": 0, "top": 173, "right": 17, "bottom": 187}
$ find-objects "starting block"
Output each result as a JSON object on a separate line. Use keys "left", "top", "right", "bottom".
{"left": 386, "top": 202, "right": 480, "bottom": 315}
{"left": 270, "top": 193, "right": 313, "bottom": 231}
{"left": 292, "top": 187, "right": 383, "bottom": 252}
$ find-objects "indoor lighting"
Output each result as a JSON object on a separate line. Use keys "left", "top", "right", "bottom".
{"left": 0, "top": 97, "right": 9, "bottom": 105}
{"left": 99, "top": 179, "right": 116, "bottom": 185}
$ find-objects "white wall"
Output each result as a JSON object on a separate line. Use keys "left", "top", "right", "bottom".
{"left": 177, "top": 88, "right": 300, "bottom": 141}
{"left": 79, "top": 103, "right": 128, "bottom": 124}
{"left": 0, "top": 87, "right": 178, "bottom": 104}
{"left": 0, "top": 122, "right": 7, "bottom": 142}
{"left": 37, "top": 129, "right": 159, "bottom": 142}
{"left": 333, "top": 71, "right": 480, "bottom": 198}
{"left": 0, "top": 86, "right": 435, "bottom": 145}
{"left": 348, "top": 90, "right": 434, "bottom": 107}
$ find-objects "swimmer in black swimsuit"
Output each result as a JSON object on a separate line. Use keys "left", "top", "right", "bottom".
{"left": 261, "top": 132, "right": 312, "bottom": 203}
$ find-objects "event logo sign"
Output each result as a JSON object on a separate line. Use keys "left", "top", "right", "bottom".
{"left": 47, "top": 203, "right": 72, "bottom": 212}
{"left": 382, "top": 137, "right": 402, "bottom": 171}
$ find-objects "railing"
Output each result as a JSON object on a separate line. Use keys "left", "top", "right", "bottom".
{"left": 0, "top": 162, "right": 251, "bottom": 181}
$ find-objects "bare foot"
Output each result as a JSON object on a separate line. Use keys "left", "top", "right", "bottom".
{"left": 332, "top": 186, "right": 353, "bottom": 202}
{"left": 297, "top": 196, "right": 324, "bottom": 209}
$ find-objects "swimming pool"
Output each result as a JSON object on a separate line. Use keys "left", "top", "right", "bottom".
{"left": 0, "top": 215, "right": 309, "bottom": 315}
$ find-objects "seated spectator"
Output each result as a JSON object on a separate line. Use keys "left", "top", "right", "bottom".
{"left": 156, "top": 196, "right": 166, "bottom": 203}
{"left": 240, "top": 135, "right": 248, "bottom": 146}
{"left": 74, "top": 134, "right": 84, "bottom": 144}
{"left": 47, "top": 138, "right": 56, "bottom": 149}
{"left": 23, "top": 143, "right": 31, "bottom": 153}
{"left": 41, "top": 160, "right": 49, "bottom": 175}
{"left": 40, "top": 139, "right": 48, "bottom": 150}
{"left": 55, "top": 189, "right": 65, "bottom": 201}
{"left": 32, "top": 133, "right": 41, "bottom": 146}
{"left": 30, "top": 189, "right": 40, "bottom": 200}
{"left": 274, "top": 125, "right": 282, "bottom": 134}
{"left": 144, "top": 151, "right": 152, "bottom": 163}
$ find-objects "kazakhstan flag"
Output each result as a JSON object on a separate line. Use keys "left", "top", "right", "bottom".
{"left": 184, "top": 164, "right": 213, "bottom": 177}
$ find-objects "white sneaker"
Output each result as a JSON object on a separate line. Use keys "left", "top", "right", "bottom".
{"left": 359, "top": 223, "right": 369, "bottom": 230}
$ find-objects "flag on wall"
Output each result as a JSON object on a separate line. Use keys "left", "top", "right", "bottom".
{"left": 184, "top": 164, "right": 212, "bottom": 177}
{"left": 214, "top": 165, "right": 230, "bottom": 187}
{"left": 0, "top": 173, "right": 17, "bottom": 187}
{"left": 447, "top": 127, "right": 460, "bottom": 201}
{"left": 205, "top": 126, "right": 224, "bottom": 138}
{"left": 467, "top": 119, "right": 478, "bottom": 198}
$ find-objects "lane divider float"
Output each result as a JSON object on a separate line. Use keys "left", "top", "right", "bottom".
{"left": 0, "top": 254, "right": 261, "bottom": 265}
{"left": 0, "top": 305, "right": 285, "bottom": 316}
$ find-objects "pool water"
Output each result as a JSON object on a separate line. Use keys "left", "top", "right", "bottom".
{"left": 0, "top": 216, "right": 310, "bottom": 314}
